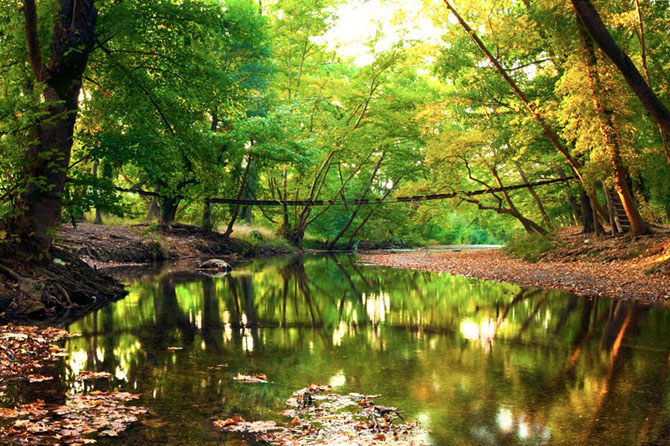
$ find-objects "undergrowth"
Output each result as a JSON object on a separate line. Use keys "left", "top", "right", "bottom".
{"left": 504, "top": 232, "right": 556, "bottom": 263}
{"left": 229, "top": 225, "right": 296, "bottom": 254}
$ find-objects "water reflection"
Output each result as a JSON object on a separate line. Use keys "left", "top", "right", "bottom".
{"left": 63, "top": 254, "right": 670, "bottom": 446}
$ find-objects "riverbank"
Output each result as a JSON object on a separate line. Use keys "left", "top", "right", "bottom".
{"left": 56, "top": 222, "right": 291, "bottom": 267}
{"left": 0, "top": 223, "right": 292, "bottom": 319}
{"left": 360, "top": 228, "right": 670, "bottom": 301}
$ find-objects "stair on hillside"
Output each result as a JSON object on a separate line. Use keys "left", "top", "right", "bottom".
{"left": 605, "top": 189, "right": 631, "bottom": 234}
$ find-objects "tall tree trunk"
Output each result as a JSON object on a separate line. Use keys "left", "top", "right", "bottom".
{"left": 92, "top": 159, "right": 103, "bottom": 225}
{"left": 577, "top": 18, "right": 649, "bottom": 235}
{"left": 571, "top": 0, "right": 670, "bottom": 137}
{"left": 147, "top": 189, "right": 160, "bottom": 222}
{"left": 159, "top": 197, "right": 179, "bottom": 227}
{"left": 443, "top": 0, "right": 610, "bottom": 222}
{"left": 201, "top": 199, "right": 213, "bottom": 232}
{"left": 327, "top": 153, "right": 385, "bottom": 250}
{"left": 12, "top": 0, "right": 97, "bottom": 259}
{"left": 223, "top": 154, "right": 253, "bottom": 239}
{"left": 515, "top": 161, "right": 552, "bottom": 228}
{"left": 580, "top": 189, "right": 595, "bottom": 233}
{"left": 557, "top": 167, "right": 582, "bottom": 223}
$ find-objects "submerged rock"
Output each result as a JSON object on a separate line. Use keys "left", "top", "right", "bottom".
{"left": 197, "top": 259, "right": 232, "bottom": 272}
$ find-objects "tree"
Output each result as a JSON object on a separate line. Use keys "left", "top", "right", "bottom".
{"left": 570, "top": 0, "right": 670, "bottom": 145}
{"left": 6, "top": 0, "right": 97, "bottom": 259}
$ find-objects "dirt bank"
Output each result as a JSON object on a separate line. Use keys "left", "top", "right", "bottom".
{"left": 0, "top": 248, "right": 127, "bottom": 320}
{"left": 360, "top": 228, "right": 670, "bottom": 301}
{"left": 56, "top": 222, "right": 286, "bottom": 267}
{"left": 0, "top": 223, "right": 288, "bottom": 320}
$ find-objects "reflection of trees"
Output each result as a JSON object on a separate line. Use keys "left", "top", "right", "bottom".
{"left": 64, "top": 256, "right": 670, "bottom": 446}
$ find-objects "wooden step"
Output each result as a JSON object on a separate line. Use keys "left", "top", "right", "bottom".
{"left": 605, "top": 188, "right": 631, "bottom": 234}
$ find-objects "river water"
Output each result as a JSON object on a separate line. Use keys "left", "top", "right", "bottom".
{"left": 61, "top": 254, "right": 670, "bottom": 445}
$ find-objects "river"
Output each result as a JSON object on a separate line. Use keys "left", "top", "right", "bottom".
{"left": 59, "top": 254, "right": 670, "bottom": 445}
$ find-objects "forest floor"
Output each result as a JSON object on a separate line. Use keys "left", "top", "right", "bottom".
{"left": 55, "top": 222, "right": 289, "bottom": 268}
{"left": 360, "top": 226, "right": 670, "bottom": 302}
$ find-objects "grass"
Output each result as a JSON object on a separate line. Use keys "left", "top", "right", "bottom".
{"left": 228, "top": 225, "right": 296, "bottom": 253}
{"left": 504, "top": 232, "right": 556, "bottom": 263}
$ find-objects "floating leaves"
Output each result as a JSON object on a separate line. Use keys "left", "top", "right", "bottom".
{"left": 76, "top": 371, "right": 112, "bottom": 381}
{"left": 233, "top": 373, "right": 268, "bottom": 383}
{"left": 1, "top": 392, "right": 147, "bottom": 444}
{"left": 215, "top": 384, "right": 429, "bottom": 446}
{"left": 0, "top": 324, "right": 69, "bottom": 384}
{"left": 0, "top": 325, "right": 148, "bottom": 444}
{"left": 214, "top": 416, "right": 281, "bottom": 433}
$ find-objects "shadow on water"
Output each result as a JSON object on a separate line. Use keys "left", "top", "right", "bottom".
{"left": 51, "top": 254, "right": 670, "bottom": 445}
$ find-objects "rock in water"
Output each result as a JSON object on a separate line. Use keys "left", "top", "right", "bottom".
{"left": 197, "top": 259, "right": 232, "bottom": 272}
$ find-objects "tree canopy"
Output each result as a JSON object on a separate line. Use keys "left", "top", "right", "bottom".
{"left": 2, "top": 0, "right": 670, "bottom": 253}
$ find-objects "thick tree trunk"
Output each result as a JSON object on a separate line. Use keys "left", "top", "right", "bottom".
{"left": 577, "top": 19, "right": 649, "bottom": 235}
{"left": 159, "top": 197, "right": 179, "bottom": 227}
{"left": 580, "top": 189, "right": 604, "bottom": 234}
{"left": 580, "top": 190, "right": 594, "bottom": 233}
{"left": 11, "top": 0, "right": 97, "bottom": 259}
{"left": 557, "top": 167, "right": 582, "bottom": 223}
{"left": 147, "top": 197, "right": 160, "bottom": 222}
{"left": 201, "top": 199, "right": 213, "bottom": 232}
{"left": 571, "top": 0, "right": 670, "bottom": 136}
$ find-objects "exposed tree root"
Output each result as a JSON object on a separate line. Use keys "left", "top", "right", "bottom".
{"left": 0, "top": 248, "right": 127, "bottom": 320}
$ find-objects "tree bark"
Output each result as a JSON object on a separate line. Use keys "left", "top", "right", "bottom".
{"left": 223, "top": 153, "right": 253, "bottom": 239}
{"left": 12, "top": 0, "right": 98, "bottom": 259}
{"left": 327, "top": 153, "right": 385, "bottom": 250}
{"left": 576, "top": 17, "right": 649, "bottom": 235}
{"left": 571, "top": 0, "right": 670, "bottom": 137}
{"left": 159, "top": 196, "right": 179, "bottom": 227}
{"left": 92, "top": 160, "right": 103, "bottom": 225}
{"left": 515, "top": 161, "right": 552, "bottom": 228}
{"left": 557, "top": 167, "right": 582, "bottom": 223}
{"left": 201, "top": 199, "right": 213, "bottom": 232}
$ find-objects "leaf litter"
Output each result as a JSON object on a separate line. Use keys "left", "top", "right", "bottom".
{"left": 0, "top": 324, "right": 148, "bottom": 444}
{"left": 233, "top": 373, "right": 268, "bottom": 383}
{"left": 215, "top": 384, "right": 429, "bottom": 445}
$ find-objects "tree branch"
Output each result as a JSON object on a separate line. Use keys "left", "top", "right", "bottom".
{"left": 23, "top": 0, "right": 47, "bottom": 82}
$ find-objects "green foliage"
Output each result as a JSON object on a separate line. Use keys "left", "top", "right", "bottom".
{"left": 2, "top": 0, "right": 670, "bottom": 248}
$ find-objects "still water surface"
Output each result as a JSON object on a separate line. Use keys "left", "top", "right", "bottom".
{"left": 63, "top": 254, "right": 670, "bottom": 445}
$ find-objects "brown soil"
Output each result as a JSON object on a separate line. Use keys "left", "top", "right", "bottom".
{"left": 55, "top": 222, "right": 282, "bottom": 267}
{"left": 0, "top": 248, "right": 127, "bottom": 320}
{"left": 0, "top": 222, "right": 286, "bottom": 320}
{"left": 360, "top": 227, "right": 670, "bottom": 302}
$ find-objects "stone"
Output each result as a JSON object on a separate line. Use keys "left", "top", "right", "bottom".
{"left": 197, "top": 259, "right": 232, "bottom": 272}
